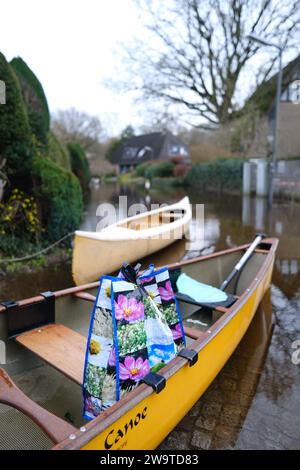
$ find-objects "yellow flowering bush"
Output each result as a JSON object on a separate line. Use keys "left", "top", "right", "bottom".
{"left": 0, "top": 188, "right": 42, "bottom": 239}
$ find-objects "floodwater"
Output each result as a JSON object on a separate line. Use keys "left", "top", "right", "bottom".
{"left": 1, "top": 182, "right": 300, "bottom": 450}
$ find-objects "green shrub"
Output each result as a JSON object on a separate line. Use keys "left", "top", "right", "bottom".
{"left": 135, "top": 162, "right": 151, "bottom": 177}
{"left": 144, "top": 161, "right": 175, "bottom": 179}
{"left": 0, "top": 52, "right": 33, "bottom": 182}
{"left": 104, "top": 169, "right": 117, "bottom": 178}
{"left": 47, "top": 131, "right": 70, "bottom": 170}
{"left": 68, "top": 143, "right": 91, "bottom": 190}
{"left": 10, "top": 57, "right": 50, "bottom": 146}
{"left": 33, "top": 156, "right": 83, "bottom": 241}
{"left": 184, "top": 158, "right": 243, "bottom": 191}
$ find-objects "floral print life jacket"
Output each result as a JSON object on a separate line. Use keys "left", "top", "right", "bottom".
{"left": 83, "top": 265, "right": 185, "bottom": 420}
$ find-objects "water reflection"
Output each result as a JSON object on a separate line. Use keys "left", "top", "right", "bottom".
{"left": 161, "top": 290, "right": 274, "bottom": 450}
{"left": 241, "top": 195, "right": 300, "bottom": 298}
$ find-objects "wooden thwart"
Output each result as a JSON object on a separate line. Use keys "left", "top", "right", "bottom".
{"left": 15, "top": 281, "right": 225, "bottom": 386}
{"left": 15, "top": 322, "right": 201, "bottom": 386}
{"left": 16, "top": 324, "right": 86, "bottom": 385}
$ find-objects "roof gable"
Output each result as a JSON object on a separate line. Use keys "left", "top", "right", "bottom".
{"left": 242, "top": 54, "right": 300, "bottom": 116}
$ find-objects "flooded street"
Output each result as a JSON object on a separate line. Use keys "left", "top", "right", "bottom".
{"left": 1, "top": 182, "right": 300, "bottom": 449}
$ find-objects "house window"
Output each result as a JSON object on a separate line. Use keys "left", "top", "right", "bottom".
{"left": 120, "top": 165, "right": 130, "bottom": 173}
{"left": 290, "top": 80, "right": 300, "bottom": 104}
{"left": 180, "top": 146, "right": 188, "bottom": 156}
{"left": 137, "top": 146, "right": 153, "bottom": 159}
{"left": 123, "top": 147, "right": 138, "bottom": 159}
{"left": 169, "top": 145, "right": 180, "bottom": 155}
{"left": 281, "top": 80, "right": 300, "bottom": 103}
{"left": 169, "top": 145, "right": 188, "bottom": 156}
{"left": 137, "top": 148, "right": 146, "bottom": 158}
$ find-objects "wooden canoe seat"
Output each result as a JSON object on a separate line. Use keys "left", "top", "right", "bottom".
{"left": 15, "top": 324, "right": 86, "bottom": 385}
{"left": 14, "top": 289, "right": 202, "bottom": 385}
{"left": 15, "top": 321, "right": 200, "bottom": 385}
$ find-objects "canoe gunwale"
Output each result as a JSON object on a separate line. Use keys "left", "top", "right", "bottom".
{"left": 74, "top": 197, "right": 191, "bottom": 241}
{"left": 51, "top": 237, "right": 278, "bottom": 450}
{"left": 0, "top": 241, "right": 274, "bottom": 315}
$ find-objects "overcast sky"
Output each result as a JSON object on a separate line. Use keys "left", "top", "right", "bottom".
{"left": 0, "top": 0, "right": 297, "bottom": 138}
{"left": 0, "top": 0, "right": 143, "bottom": 136}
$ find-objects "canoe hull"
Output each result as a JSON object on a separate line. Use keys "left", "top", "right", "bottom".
{"left": 72, "top": 221, "right": 190, "bottom": 285}
{"left": 72, "top": 197, "right": 192, "bottom": 285}
{"left": 0, "top": 239, "right": 277, "bottom": 450}
{"left": 58, "top": 243, "right": 276, "bottom": 450}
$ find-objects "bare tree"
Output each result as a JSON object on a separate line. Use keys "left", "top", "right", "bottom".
{"left": 119, "top": 0, "right": 300, "bottom": 126}
{"left": 52, "top": 108, "right": 105, "bottom": 159}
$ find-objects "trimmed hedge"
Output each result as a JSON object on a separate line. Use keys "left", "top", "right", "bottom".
{"left": 68, "top": 143, "right": 91, "bottom": 190}
{"left": 0, "top": 51, "right": 85, "bottom": 252}
{"left": 184, "top": 159, "right": 243, "bottom": 192}
{"left": 135, "top": 162, "right": 151, "bottom": 177}
{"left": 0, "top": 52, "right": 33, "bottom": 182}
{"left": 33, "top": 156, "right": 83, "bottom": 241}
{"left": 10, "top": 57, "right": 50, "bottom": 146}
{"left": 47, "top": 131, "right": 71, "bottom": 170}
{"left": 136, "top": 160, "right": 175, "bottom": 179}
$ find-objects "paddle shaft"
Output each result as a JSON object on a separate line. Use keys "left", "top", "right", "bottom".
{"left": 0, "top": 368, "right": 77, "bottom": 444}
{"left": 220, "top": 234, "right": 266, "bottom": 292}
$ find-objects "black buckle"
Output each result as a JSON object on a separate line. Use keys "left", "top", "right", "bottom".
{"left": 40, "top": 291, "right": 54, "bottom": 299}
{"left": 141, "top": 372, "right": 166, "bottom": 394}
{"left": 0, "top": 300, "right": 18, "bottom": 309}
{"left": 178, "top": 348, "right": 198, "bottom": 366}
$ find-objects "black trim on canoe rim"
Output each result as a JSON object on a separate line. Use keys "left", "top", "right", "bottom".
{"left": 4, "top": 292, "right": 55, "bottom": 339}
{"left": 0, "top": 240, "right": 275, "bottom": 316}
{"left": 0, "top": 238, "right": 278, "bottom": 450}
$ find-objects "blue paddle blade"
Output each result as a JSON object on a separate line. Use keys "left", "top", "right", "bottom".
{"left": 176, "top": 273, "right": 228, "bottom": 304}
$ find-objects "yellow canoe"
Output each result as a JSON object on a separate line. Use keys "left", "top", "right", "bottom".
{"left": 0, "top": 238, "right": 278, "bottom": 450}
{"left": 72, "top": 196, "right": 192, "bottom": 285}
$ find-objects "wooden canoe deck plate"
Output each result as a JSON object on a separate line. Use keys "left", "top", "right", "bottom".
{"left": 16, "top": 324, "right": 86, "bottom": 385}
{"left": 0, "top": 237, "right": 278, "bottom": 450}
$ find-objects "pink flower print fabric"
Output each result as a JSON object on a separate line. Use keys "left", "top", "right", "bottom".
{"left": 83, "top": 266, "right": 185, "bottom": 420}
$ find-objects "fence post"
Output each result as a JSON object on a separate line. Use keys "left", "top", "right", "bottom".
{"left": 256, "top": 160, "right": 269, "bottom": 197}
{"left": 243, "top": 162, "right": 252, "bottom": 195}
